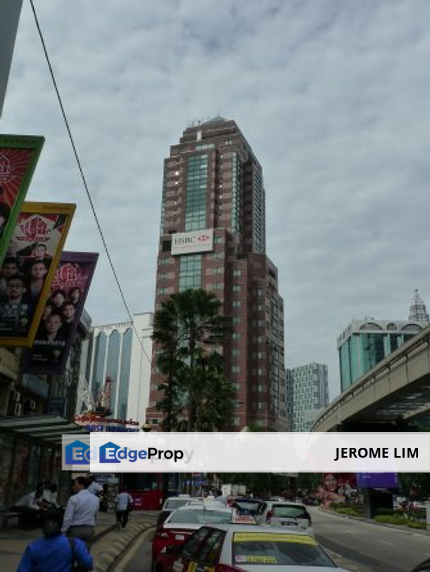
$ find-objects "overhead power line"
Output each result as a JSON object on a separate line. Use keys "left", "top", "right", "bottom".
{"left": 29, "top": 0, "right": 152, "bottom": 365}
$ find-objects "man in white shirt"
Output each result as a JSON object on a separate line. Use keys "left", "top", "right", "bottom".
{"left": 87, "top": 474, "right": 103, "bottom": 496}
{"left": 62, "top": 476, "right": 99, "bottom": 548}
{"left": 42, "top": 483, "right": 59, "bottom": 507}
{"left": 116, "top": 488, "right": 134, "bottom": 530}
{"left": 11, "top": 490, "right": 44, "bottom": 529}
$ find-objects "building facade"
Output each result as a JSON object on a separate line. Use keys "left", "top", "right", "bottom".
{"left": 286, "top": 363, "right": 329, "bottom": 432}
{"left": 83, "top": 312, "right": 153, "bottom": 425}
{"left": 146, "top": 117, "right": 287, "bottom": 431}
{"left": 0, "top": 0, "right": 22, "bottom": 116}
{"left": 338, "top": 318, "right": 427, "bottom": 392}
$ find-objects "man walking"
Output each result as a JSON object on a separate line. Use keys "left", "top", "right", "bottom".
{"left": 116, "top": 487, "right": 134, "bottom": 530}
{"left": 61, "top": 476, "right": 99, "bottom": 549}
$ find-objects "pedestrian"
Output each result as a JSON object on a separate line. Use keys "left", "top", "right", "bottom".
{"left": 16, "top": 509, "right": 93, "bottom": 572}
{"left": 61, "top": 476, "right": 99, "bottom": 549}
{"left": 86, "top": 474, "right": 103, "bottom": 497}
{"left": 116, "top": 487, "right": 134, "bottom": 530}
{"left": 10, "top": 489, "right": 44, "bottom": 529}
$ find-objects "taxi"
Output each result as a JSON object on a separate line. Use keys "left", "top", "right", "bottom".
{"left": 152, "top": 505, "right": 234, "bottom": 572}
{"left": 165, "top": 524, "right": 353, "bottom": 572}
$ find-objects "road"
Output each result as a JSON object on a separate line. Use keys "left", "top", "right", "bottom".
{"left": 311, "top": 507, "right": 430, "bottom": 572}
{"left": 117, "top": 508, "right": 430, "bottom": 572}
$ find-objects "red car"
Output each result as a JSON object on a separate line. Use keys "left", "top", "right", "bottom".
{"left": 152, "top": 505, "right": 233, "bottom": 572}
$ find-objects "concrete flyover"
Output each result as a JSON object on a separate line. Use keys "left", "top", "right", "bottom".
{"left": 312, "top": 325, "right": 430, "bottom": 432}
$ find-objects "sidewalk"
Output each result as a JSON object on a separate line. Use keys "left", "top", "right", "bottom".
{"left": 0, "top": 510, "right": 157, "bottom": 571}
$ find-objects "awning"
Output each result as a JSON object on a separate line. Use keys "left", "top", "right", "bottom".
{"left": 0, "top": 414, "right": 89, "bottom": 445}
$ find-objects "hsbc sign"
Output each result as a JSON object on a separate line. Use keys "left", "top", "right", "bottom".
{"left": 171, "top": 229, "right": 214, "bottom": 255}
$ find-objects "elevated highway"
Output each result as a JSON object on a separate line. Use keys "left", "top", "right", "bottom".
{"left": 312, "top": 325, "right": 430, "bottom": 432}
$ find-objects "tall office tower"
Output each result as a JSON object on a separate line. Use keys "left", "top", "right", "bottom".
{"left": 338, "top": 317, "right": 427, "bottom": 392}
{"left": 286, "top": 363, "right": 329, "bottom": 432}
{"left": 83, "top": 312, "right": 153, "bottom": 424}
{"left": 409, "top": 289, "right": 429, "bottom": 324}
{"left": 146, "top": 117, "right": 287, "bottom": 431}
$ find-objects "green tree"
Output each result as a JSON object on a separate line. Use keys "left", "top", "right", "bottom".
{"left": 152, "top": 288, "right": 233, "bottom": 431}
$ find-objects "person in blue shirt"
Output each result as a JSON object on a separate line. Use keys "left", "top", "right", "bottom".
{"left": 16, "top": 509, "right": 93, "bottom": 572}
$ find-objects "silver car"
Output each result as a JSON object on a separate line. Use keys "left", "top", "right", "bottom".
{"left": 255, "top": 501, "right": 315, "bottom": 536}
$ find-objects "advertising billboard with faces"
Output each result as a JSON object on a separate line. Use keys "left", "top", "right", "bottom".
{"left": 23, "top": 251, "right": 98, "bottom": 374}
{"left": 0, "top": 202, "right": 75, "bottom": 347}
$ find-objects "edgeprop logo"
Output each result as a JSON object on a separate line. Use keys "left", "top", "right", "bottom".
{"left": 99, "top": 441, "right": 193, "bottom": 464}
{"left": 64, "top": 439, "right": 91, "bottom": 465}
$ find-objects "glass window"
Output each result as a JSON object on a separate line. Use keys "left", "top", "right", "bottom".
{"left": 118, "top": 328, "right": 133, "bottom": 419}
{"left": 181, "top": 528, "right": 210, "bottom": 559}
{"left": 198, "top": 529, "right": 226, "bottom": 565}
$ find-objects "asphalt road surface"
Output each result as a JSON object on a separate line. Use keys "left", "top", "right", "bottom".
{"left": 117, "top": 508, "right": 430, "bottom": 572}
{"left": 311, "top": 507, "right": 430, "bottom": 572}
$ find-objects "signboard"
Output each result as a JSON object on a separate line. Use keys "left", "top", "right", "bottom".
{"left": 171, "top": 229, "right": 214, "bottom": 256}
{"left": 356, "top": 473, "right": 399, "bottom": 489}
{"left": 23, "top": 251, "right": 98, "bottom": 374}
{"left": 0, "top": 134, "right": 44, "bottom": 267}
{"left": 0, "top": 202, "right": 75, "bottom": 347}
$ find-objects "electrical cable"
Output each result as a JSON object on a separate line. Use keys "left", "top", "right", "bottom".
{"left": 29, "top": 0, "right": 153, "bottom": 366}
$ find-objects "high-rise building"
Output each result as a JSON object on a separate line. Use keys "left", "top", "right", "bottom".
{"left": 83, "top": 312, "right": 153, "bottom": 424}
{"left": 146, "top": 117, "right": 287, "bottom": 431}
{"left": 286, "top": 363, "right": 329, "bottom": 432}
{"left": 409, "top": 289, "right": 429, "bottom": 324}
{"left": 338, "top": 317, "right": 426, "bottom": 392}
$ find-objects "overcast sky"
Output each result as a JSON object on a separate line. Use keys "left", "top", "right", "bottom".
{"left": 3, "top": 0, "right": 430, "bottom": 400}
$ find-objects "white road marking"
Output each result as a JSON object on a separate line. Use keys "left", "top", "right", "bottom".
{"left": 376, "top": 539, "right": 394, "bottom": 545}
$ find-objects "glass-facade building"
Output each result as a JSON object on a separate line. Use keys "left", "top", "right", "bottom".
{"left": 286, "top": 363, "right": 329, "bottom": 432}
{"left": 148, "top": 117, "right": 286, "bottom": 431}
{"left": 338, "top": 319, "right": 426, "bottom": 392}
{"left": 83, "top": 313, "right": 153, "bottom": 424}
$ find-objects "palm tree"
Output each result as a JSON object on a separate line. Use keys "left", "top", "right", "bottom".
{"left": 152, "top": 288, "right": 233, "bottom": 431}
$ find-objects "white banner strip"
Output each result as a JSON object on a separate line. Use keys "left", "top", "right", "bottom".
{"left": 60, "top": 432, "right": 430, "bottom": 473}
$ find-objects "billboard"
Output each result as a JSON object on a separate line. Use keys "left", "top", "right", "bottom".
{"left": 171, "top": 229, "right": 214, "bottom": 256}
{"left": 0, "top": 134, "right": 44, "bottom": 266}
{"left": 23, "top": 251, "right": 98, "bottom": 374}
{"left": 317, "top": 473, "right": 357, "bottom": 508}
{"left": 0, "top": 202, "right": 75, "bottom": 347}
{"left": 356, "top": 473, "right": 399, "bottom": 489}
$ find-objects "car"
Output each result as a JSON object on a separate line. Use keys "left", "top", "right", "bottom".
{"left": 152, "top": 505, "right": 234, "bottom": 572}
{"left": 165, "top": 524, "right": 353, "bottom": 572}
{"left": 228, "top": 497, "right": 263, "bottom": 516}
{"left": 255, "top": 500, "right": 314, "bottom": 536}
{"left": 156, "top": 495, "right": 192, "bottom": 529}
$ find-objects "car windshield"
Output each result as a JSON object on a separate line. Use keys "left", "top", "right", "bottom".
{"left": 165, "top": 499, "right": 191, "bottom": 510}
{"left": 231, "top": 532, "right": 335, "bottom": 567}
{"left": 233, "top": 500, "right": 262, "bottom": 514}
{"left": 169, "top": 509, "right": 232, "bottom": 525}
{"left": 272, "top": 505, "right": 308, "bottom": 519}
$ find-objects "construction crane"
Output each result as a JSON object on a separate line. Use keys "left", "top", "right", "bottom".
{"left": 78, "top": 374, "right": 95, "bottom": 413}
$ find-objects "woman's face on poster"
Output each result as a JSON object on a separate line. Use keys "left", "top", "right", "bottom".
{"left": 324, "top": 473, "right": 338, "bottom": 492}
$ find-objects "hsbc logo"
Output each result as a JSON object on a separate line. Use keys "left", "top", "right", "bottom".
{"left": 171, "top": 230, "right": 214, "bottom": 256}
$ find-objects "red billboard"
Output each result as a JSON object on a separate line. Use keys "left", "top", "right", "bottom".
{"left": 0, "top": 135, "right": 44, "bottom": 267}
{"left": 23, "top": 251, "right": 98, "bottom": 374}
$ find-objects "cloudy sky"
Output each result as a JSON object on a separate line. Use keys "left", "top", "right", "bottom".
{"left": 3, "top": 0, "right": 430, "bottom": 399}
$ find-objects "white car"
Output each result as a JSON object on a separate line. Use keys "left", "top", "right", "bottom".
{"left": 167, "top": 524, "right": 353, "bottom": 572}
{"left": 255, "top": 500, "right": 315, "bottom": 536}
